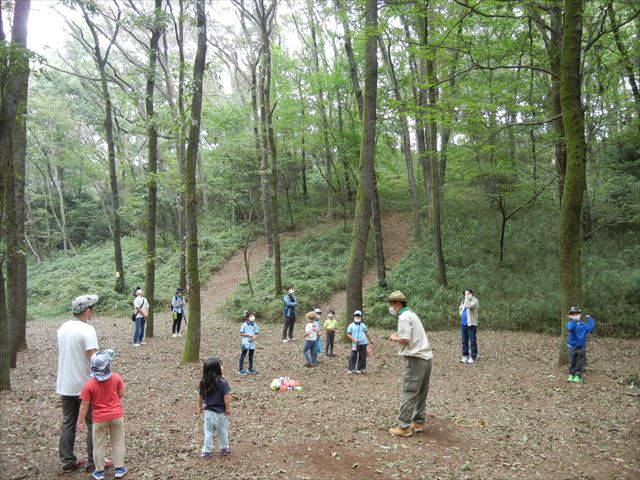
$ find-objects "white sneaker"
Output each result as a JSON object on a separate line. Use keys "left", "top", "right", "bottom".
{"left": 133, "top": 343, "right": 141, "bottom": 347}
{"left": 467, "top": 358, "right": 475, "bottom": 364}
{"left": 461, "top": 356, "right": 469, "bottom": 363}
{"left": 140, "top": 342, "right": 147, "bottom": 345}
{"left": 178, "top": 333, "right": 182, "bottom": 337}
{"left": 347, "top": 370, "right": 353, "bottom": 374}
{"left": 172, "top": 333, "right": 178, "bottom": 338}
{"left": 282, "top": 339, "right": 289, "bottom": 343}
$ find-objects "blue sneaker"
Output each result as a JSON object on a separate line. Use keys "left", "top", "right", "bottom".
{"left": 238, "top": 369, "right": 249, "bottom": 375}
{"left": 114, "top": 466, "right": 128, "bottom": 478}
{"left": 92, "top": 471, "right": 106, "bottom": 480}
{"left": 248, "top": 368, "right": 257, "bottom": 374}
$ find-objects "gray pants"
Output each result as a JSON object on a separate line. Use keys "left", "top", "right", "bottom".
{"left": 59, "top": 395, "right": 93, "bottom": 470}
{"left": 398, "top": 357, "right": 432, "bottom": 429}
{"left": 568, "top": 346, "right": 586, "bottom": 376}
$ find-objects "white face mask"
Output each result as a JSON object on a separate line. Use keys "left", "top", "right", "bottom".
{"left": 569, "top": 314, "right": 581, "bottom": 321}
{"left": 328, "top": 314, "right": 334, "bottom": 319}
{"left": 389, "top": 306, "right": 397, "bottom": 316}
{"left": 354, "top": 319, "right": 361, "bottom": 324}
{"left": 248, "top": 316, "right": 255, "bottom": 322}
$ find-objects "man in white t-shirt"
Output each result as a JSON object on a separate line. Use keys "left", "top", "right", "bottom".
{"left": 56, "top": 294, "right": 99, "bottom": 472}
{"left": 387, "top": 291, "right": 433, "bottom": 437}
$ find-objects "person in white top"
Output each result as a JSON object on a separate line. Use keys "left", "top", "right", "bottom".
{"left": 56, "top": 294, "right": 100, "bottom": 472}
{"left": 387, "top": 290, "right": 433, "bottom": 437}
{"left": 132, "top": 287, "right": 149, "bottom": 347}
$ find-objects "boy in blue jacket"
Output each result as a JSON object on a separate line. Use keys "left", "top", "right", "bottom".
{"left": 566, "top": 306, "right": 595, "bottom": 383}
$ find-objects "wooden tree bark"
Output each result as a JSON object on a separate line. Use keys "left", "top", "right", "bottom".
{"left": 182, "top": 0, "right": 206, "bottom": 363}
{"left": 1, "top": 0, "right": 31, "bottom": 370}
{"left": 79, "top": 4, "right": 126, "bottom": 293}
{"left": 558, "top": 0, "right": 587, "bottom": 364}
{"left": 346, "top": 0, "right": 377, "bottom": 317}
{"left": 379, "top": 36, "right": 422, "bottom": 241}
{"left": 336, "top": 0, "right": 386, "bottom": 287}
{"left": 307, "top": 0, "right": 335, "bottom": 219}
{"left": 256, "top": 0, "right": 281, "bottom": 295}
{"left": 144, "top": 0, "right": 162, "bottom": 338}
{"left": 422, "top": 2, "right": 447, "bottom": 287}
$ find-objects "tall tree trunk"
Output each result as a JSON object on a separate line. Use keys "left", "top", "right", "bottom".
{"left": 379, "top": 37, "right": 421, "bottom": 241}
{"left": 558, "top": 0, "right": 587, "bottom": 364}
{"left": 2, "top": 0, "right": 31, "bottom": 369}
{"left": 177, "top": 0, "right": 187, "bottom": 289}
{"left": 608, "top": 0, "right": 640, "bottom": 129}
{"left": 81, "top": 5, "right": 125, "bottom": 293}
{"left": 254, "top": 60, "right": 273, "bottom": 257}
{"left": 144, "top": 0, "right": 162, "bottom": 338}
{"left": 307, "top": 0, "right": 335, "bottom": 219}
{"left": 257, "top": 0, "right": 281, "bottom": 294}
{"left": 346, "top": 0, "right": 377, "bottom": 317}
{"left": 298, "top": 78, "right": 308, "bottom": 199}
{"left": 337, "top": 0, "right": 386, "bottom": 285}
{"left": 403, "top": 17, "right": 431, "bottom": 220}
{"left": 182, "top": 0, "right": 206, "bottom": 363}
{"left": 423, "top": 3, "right": 447, "bottom": 287}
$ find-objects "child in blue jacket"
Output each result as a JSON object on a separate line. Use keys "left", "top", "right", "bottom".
{"left": 566, "top": 306, "right": 595, "bottom": 383}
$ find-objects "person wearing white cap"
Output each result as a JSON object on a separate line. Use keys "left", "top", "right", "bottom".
{"left": 56, "top": 294, "right": 100, "bottom": 472}
{"left": 78, "top": 351, "right": 128, "bottom": 480}
{"left": 387, "top": 290, "right": 433, "bottom": 437}
{"left": 346, "top": 310, "right": 372, "bottom": 374}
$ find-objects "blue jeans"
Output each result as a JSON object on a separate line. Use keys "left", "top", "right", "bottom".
{"left": 461, "top": 325, "right": 477, "bottom": 359}
{"left": 133, "top": 316, "right": 145, "bottom": 344}
{"left": 303, "top": 340, "right": 318, "bottom": 364}
{"left": 202, "top": 410, "right": 229, "bottom": 453}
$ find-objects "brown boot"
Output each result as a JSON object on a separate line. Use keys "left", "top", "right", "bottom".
{"left": 388, "top": 426, "right": 413, "bottom": 437}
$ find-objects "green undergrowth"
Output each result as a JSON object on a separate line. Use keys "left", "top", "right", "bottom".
{"left": 223, "top": 224, "right": 368, "bottom": 323}
{"left": 27, "top": 222, "right": 248, "bottom": 319}
{"left": 364, "top": 194, "right": 640, "bottom": 337}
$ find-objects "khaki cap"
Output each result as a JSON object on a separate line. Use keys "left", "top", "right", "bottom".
{"left": 387, "top": 290, "right": 406, "bottom": 302}
{"left": 305, "top": 311, "right": 317, "bottom": 320}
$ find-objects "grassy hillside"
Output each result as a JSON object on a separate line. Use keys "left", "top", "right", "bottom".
{"left": 364, "top": 192, "right": 640, "bottom": 337}
{"left": 27, "top": 222, "right": 248, "bottom": 319}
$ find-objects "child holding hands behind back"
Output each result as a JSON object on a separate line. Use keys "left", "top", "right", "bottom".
{"left": 198, "top": 358, "right": 231, "bottom": 458}
{"left": 78, "top": 350, "right": 128, "bottom": 480}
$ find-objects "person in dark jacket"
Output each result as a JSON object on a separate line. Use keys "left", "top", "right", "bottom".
{"left": 566, "top": 306, "right": 595, "bottom": 383}
{"left": 282, "top": 286, "right": 297, "bottom": 342}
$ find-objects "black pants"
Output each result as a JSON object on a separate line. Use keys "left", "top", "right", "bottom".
{"left": 239, "top": 348, "right": 255, "bottom": 371}
{"left": 568, "top": 346, "right": 586, "bottom": 375}
{"left": 325, "top": 331, "right": 335, "bottom": 355}
{"left": 348, "top": 344, "right": 367, "bottom": 371}
{"left": 282, "top": 315, "right": 296, "bottom": 340}
{"left": 172, "top": 312, "right": 183, "bottom": 334}
{"left": 59, "top": 395, "right": 93, "bottom": 470}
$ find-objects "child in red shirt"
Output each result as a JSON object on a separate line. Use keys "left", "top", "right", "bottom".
{"left": 78, "top": 350, "right": 128, "bottom": 480}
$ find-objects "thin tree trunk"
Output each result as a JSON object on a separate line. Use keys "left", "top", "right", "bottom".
{"left": 144, "top": 0, "right": 162, "bottom": 338}
{"left": 558, "top": 0, "right": 587, "bottom": 365}
{"left": 182, "top": 0, "right": 206, "bottom": 363}
{"left": 608, "top": 0, "right": 640, "bottom": 129}
{"left": 379, "top": 36, "right": 421, "bottom": 241}
{"left": 298, "top": 78, "right": 308, "bottom": 199}
{"left": 307, "top": 0, "right": 335, "bottom": 219}
{"left": 346, "top": 0, "right": 377, "bottom": 317}
{"left": 423, "top": 2, "right": 447, "bottom": 287}
{"left": 254, "top": 60, "right": 273, "bottom": 257}
{"left": 80, "top": 4, "right": 126, "bottom": 293}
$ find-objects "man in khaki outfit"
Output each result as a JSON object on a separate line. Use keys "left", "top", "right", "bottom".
{"left": 387, "top": 291, "right": 433, "bottom": 437}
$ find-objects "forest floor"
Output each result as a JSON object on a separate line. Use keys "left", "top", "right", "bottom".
{"left": 1, "top": 213, "right": 639, "bottom": 480}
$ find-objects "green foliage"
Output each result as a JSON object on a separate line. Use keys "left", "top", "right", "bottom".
{"left": 223, "top": 226, "right": 355, "bottom": 323}
{"left": 364, "top": 193, "right": 639, "bottom": 337}
{"left": 27, "top": 223, "right": 247, "bottom": 319}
